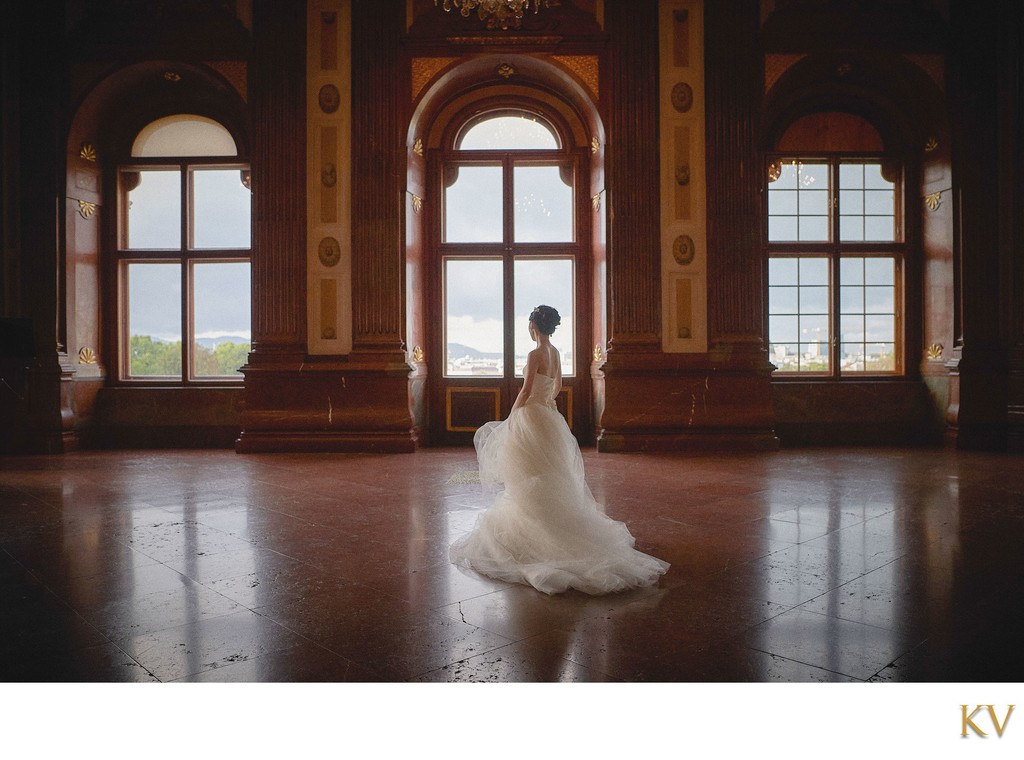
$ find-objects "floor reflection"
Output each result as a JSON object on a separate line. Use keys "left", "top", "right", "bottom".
{"left": 0, "top": 447, "right": 1022, "bottom": 681}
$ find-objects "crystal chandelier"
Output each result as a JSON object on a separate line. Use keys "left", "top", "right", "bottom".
{"left": 434, "top": 0, "right": 556, "bottom": 31}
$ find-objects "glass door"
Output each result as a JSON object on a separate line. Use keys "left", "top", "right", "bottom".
{"left": 430, "top": 111, "right": 589, "bottom": 444}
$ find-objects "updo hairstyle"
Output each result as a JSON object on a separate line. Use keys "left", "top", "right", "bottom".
{"left": 529, "top": 305, "right": 561, "bottom": 336}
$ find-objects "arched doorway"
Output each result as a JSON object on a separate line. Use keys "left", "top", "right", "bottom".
{"left": 407, "top": 57, "right": 604, "bottom": 446}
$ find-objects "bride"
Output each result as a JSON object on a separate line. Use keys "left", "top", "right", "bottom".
{"left": 450, "top": 305, "right": 670, "bottom": 595}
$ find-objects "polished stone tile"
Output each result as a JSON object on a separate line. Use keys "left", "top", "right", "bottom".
{"left": 2, "top": 446, "right": 1023, "bottom": 682}
{"left": 117, "top": 608, "right": 307, "bottom": 682}
{"left": 416, "top": 636, "right": 620, "bottom": 682}
{"left": 741, "top": 608, "right": 924, "bottom": 681}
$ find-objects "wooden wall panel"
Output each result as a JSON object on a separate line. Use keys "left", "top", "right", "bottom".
{"left": 250, "top": 0, "right": 306, "bottom": 350}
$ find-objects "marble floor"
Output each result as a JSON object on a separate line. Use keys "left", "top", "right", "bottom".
{"left": 1, "top": 445, "right": 1022, "bottom": 683}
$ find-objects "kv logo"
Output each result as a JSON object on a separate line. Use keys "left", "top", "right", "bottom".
{"left": 961, "top": 705, "right": 1015, "bottom": 738}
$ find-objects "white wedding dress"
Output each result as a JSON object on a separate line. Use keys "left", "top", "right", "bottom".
{"left": 450, "top": 373, "right": 670, "bottom": 595}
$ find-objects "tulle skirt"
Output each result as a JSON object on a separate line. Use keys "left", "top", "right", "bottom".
{"left": 450, "top": 397, "right": 669, "bottom": 595}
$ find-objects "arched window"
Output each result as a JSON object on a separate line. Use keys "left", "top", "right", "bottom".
{"left": 428, "top": 103, "right": 590, "bottom": 445}
{"left": 116, "top": 115, "right": 251, "bottom": 382}
{"left": 766, "top": 112, "right": 904, "bottom": 376}
{"left": 441, "top": 109, "right": 576, "bottom": 378}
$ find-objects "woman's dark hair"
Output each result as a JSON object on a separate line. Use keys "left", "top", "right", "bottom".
{"left": 529, "top": 305, "right": 561, "bottom": 336}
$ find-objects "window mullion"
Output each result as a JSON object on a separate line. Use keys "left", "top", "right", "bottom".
{"left": 181, "top": 164, "right": 190, "bottom": 383}
{"left": 831, "top": 158, "right": 841, "bottom": 379}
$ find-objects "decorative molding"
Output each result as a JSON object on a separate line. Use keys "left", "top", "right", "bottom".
{"left": 675, "top": 164, "right": 690, "bottom": 186}
{"left": 497, "top": 62, "right": 516, "bottom": 79}
{"left": 924, "top": 136, "right": 939, "bottom": 153}
{"left": 591, "top": 136, "right": 599, "bottom": 154}
{"left": 79, "top": 144, "right": 97, "bottom": 162}
{"left": 411, "top": 193, "right": 424, "bottom": 213}
{"left": 318, "top": 84, "right": 341, "bottom": 113}
{"left": 412, "top": 345, "right": 425, "bottom": 363}
{"left": 321, "top": 162, "right": 337, "bottom": 187}
{"left": 78, "top": 347, "right": 97, "bottom": 364}
{"left": 591, "top": 190, "right": 603, "bottom": 212}
{"left": 77, "top": 200, "right": 97, "bottom": 219}
{"left": 411, "top": 57, "right": 459, "bottom": 101}
{"left": 551, "top": 55, "right": 599, "bottom": 97}
{"left": 318, "top": 237, "right": 341, "bottom": 267}
{"left": 925, "top": 191, "right": 942, "bottom": 210}
{"left": 671, "top": 81, "right": 693, "bottom": 112}
{"left": 413, "top": 137, "right": 424, "bottom": 156}
{"left": 446, "top": 387, "right": 501, "bottom": 432}
{"left": 672, "top": 235, "right": 695, "bottom": 266}
{"left": 927, "top": 343, "right": 944, "bottom": 360}
{"left": 593, "top": 344, "right": 603, "bottom": 361}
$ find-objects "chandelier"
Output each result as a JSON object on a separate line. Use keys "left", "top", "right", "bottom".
{"left": 434, "top": 0, "right": 557, "bottom": 30}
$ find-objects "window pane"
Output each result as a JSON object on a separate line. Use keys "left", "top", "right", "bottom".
{"left": 840, "top": 285, "right": 864, "bottom": 313}
{"left": 126, "top": 262, "right": 181, "bottom": 377}
{"left": 865, "top": 314, "right": 895, "bottom": 342}
{"left": 768, "top": 189, "right": 797, "bottom": 216}
{"left": 444, "top": 166, "right": 503, "bottom": 243}
{"left": 192, "top": 262, "right": 251, "bottom": 378}
{"left": 514, "top": 258, "right": 574, "bottom": 377}
{"left": 769, "top": 257, "right": 798, "bottom": 285}
{"left": 459, "top": 115, "right": 558, "bottom": 150}
{"left": 800, "top": 190, "right": 829, "bottom": 215}
{"left": 840, "top": 189, "right": 863, "bottom": 214}
{"left": 798, "top": 216, "right": 829, "bottom": 241}
{"left": 841, "top": 343, "right": 865, "bottom": 372}
{"left": 840, "top": 315, "right": 865, "bottom": 342}
{"left": 839, "top": 216, "right": 864, "bottom": 241}
{"left": 864, "top": 216, "right": 895, "bottom": 241}
{"left": 514, "top": 166, "right": 573, "bottom": 243}
{"left": 867, "top": 343, "right": 896, "bottom": 371}
{"left": 839, "top": 163, "right": 864, "bottom": 189}
{"left": 864, "top": 164, "right": 892, "bottom": 189}
{"left": 840, "top": 257, "right": 864, "bottom": 285}
{"left": 839, "top": 255, "right": 897, "bottom": 374}
{"left": 770, "top": 342, "right": 799, "bottom": 372}
{"left": 768, "top": 160, "right": 830, "bottom": 242}
{"left": 864, "top": 257, "right": 894, "bottom": 284}
{"left": 126, "top": 170, "right": 181, "bottom": 249}
{"left": 865, "top": 286, "right": 894, "bottom": 313}
{"left": 773, "top": 162, "right": 798, "bottom": 190}
{"left": 799, "top": 163, "right": 828, "bottom": 188}
{"left": 132, "top": 115, "right": 237, "bottom": 157}
{"left": 445, "top": 259, "right": 503, "bottom": 376}
{"left": 798, "top": 342, "right": 830, "bottom": 372}
{"left": 864, "top": 189, "right": 894, "bottom": 215}
{"left": 769, "top": 286, "right": 798, "bottom": 314}
{"left": 769, "top": 255, "right": 831, "bottom": 374}
{"left": 768, "top": 216, "right": 798, "bottom": 241}
{"left": 799, "top": 313, "right": 829, "bottom": 344}
{"left": 800, "top": 285, "right": 829, "bottom": 314}
{"left": 769, "top": 315, "right": 799, "bottom": 343}
{"left": 799, "top": 258, "right": 829, "bottom": 286}
{"left": 193, "top": 169, "right": 251, "bottom": 249}
{"left": 840, "top": 162, "right": 896, "bottom": 242}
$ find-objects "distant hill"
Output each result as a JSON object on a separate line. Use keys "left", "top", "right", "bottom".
{"left": 447, "top": 343, "right": 501, "bottom": 360}
{"left": 195, "top": 335, "right": 250, "bottom": 349}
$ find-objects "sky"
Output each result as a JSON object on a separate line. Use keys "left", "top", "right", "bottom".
{"left": 125, "top": 114, "right": 577, "bottom": 357}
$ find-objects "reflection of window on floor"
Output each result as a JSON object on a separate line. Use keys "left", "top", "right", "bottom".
{"left": 766, "top": 159, "right": 902, "bottom": 377}
{"left": 118, "top": 115, "right": 251, "bottom": 382}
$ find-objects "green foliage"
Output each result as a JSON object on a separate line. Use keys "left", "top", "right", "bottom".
{"left": 129, "top": 335, "right": 182, "bottom": 376}
{"left": 129, "top": 335, "right": 249, "bottom": 377}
